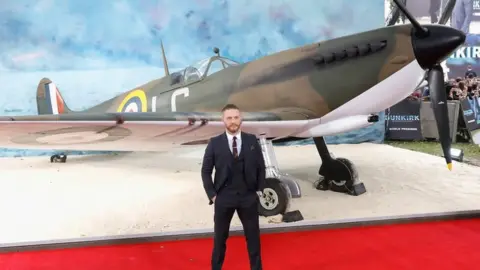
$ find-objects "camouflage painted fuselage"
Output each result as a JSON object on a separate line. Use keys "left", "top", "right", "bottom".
{"left": 56, "top": 24, "right": 416, "bottom": 120}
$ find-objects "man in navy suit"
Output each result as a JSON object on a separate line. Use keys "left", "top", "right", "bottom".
{"left": 201, "top": 103, "right": 266, "bottom": 270}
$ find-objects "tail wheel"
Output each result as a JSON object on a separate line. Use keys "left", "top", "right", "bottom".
{"left": 50, "top": 154, "right": 67, "bottom": 163}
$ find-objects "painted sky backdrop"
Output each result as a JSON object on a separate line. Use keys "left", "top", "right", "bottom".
{"left": 0, "top": 0, "right": 385, "bottom": 156}
{"left": 1, "top": 0, "right": 384, "bottom": 72}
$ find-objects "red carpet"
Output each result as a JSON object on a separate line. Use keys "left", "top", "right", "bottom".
{"left": 1, "top": 218, "right": 480, "bottom": 270}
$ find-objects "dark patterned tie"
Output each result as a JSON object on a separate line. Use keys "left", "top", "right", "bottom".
{"left": 232, "top": 136, "right": 238, "bottom": 159}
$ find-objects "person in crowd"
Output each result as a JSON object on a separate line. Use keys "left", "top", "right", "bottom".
{"left": 418, "top": 73, "right": 480, "bottom": 102}
{"left": 465, "top": 65, "right": 477, "bottom": 78}
{"left": 408, "top": 88, "right": 423, "bottom": 100}
{"left": 430, "top": 0, "right": 441, "bottom": 23}
{"left": 444, "top": 75, "right": 480, "bottom": 100}
{"left": 422, "top": 85, "right": 430, "bottom": 97}
{"left": 451, "top": 0, "right": 473, "bottom": 34}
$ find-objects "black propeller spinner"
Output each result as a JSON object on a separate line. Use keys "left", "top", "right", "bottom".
{"left": 392, "top": 0, "right": 466, "bottom": 170}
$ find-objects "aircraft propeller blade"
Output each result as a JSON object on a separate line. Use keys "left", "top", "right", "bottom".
{"left": 392, "top": 0, "right": 466, "bottom": 170}
{"left": 392, "top": 0, "right": 429, "bottom": 37}
{"left": 387, "top": 0, "right": 456, "bottom": 27}
{"left": 438, "top": 0, "right": 457, "bottom": 25}
{"left": 428, "top": 66, "right": 453, "bottom": 170}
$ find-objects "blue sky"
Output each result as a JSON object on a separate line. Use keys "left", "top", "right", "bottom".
{"left": 0, "top": 0, "right": 384, "bottom": 72}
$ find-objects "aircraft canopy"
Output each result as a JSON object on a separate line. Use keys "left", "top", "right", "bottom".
{"left": 170, "top": 56, "right": 240, "bottom": 85}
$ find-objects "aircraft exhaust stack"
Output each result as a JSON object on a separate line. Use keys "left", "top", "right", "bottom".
{"left": 392, "top": 0, "right": 465, "bottom": 170}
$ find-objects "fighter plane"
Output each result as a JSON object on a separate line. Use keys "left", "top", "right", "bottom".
{"left": 0, "top": 0, "right": 465, "bottom": 217}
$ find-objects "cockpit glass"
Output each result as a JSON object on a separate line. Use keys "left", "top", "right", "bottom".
{"left": 178, "top": 56, "right": 241, "bottom": 85}
{"left": 208, "top": 59, "right": 225, "bottom": 76}
{"left": 190, "top": 58, "right": 211, "bottom": 78}
{"left": 220, "top": 57, "right": 239, "bottom": 66}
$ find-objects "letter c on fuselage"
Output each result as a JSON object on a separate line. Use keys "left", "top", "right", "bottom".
{"left": 171, "top": 87, "right": 190, "bottom": 112}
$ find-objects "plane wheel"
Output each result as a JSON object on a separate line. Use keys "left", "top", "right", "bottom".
{"left": 315, "top": 157, "right": 366, "bottom": 196}
{"left": 258, "top": 178, "right": 289, "bottom": 217}
{"left": 50, "top": 154, "right": 67, "bottom": 163}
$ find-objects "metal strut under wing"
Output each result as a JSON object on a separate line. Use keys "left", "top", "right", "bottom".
{"left": 258, "top": 134, "right": 301, "bottom": 199}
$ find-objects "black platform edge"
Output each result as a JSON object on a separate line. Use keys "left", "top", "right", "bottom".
{"left": 1, "top": 209, "right": 479, "bottom": 253}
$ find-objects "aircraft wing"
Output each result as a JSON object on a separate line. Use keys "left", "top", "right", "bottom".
{"left": 0, "top": 110, "right": 318, "bottom": 152}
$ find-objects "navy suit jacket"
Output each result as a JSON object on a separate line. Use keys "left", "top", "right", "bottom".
{"left": 201, "top": 131, "right": 266, "bottom": 205}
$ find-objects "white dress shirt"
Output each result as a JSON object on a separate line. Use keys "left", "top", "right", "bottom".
{"left": 226, "top": 130, "right": 241, "bottom": 155}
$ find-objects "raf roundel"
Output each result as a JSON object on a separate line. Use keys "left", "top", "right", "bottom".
{"left": 117, "top": 89, "right": 148, "bottom": 113}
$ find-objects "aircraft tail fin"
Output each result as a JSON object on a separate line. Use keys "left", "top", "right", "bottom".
{"left": 36, "top": 78, "right": 72, "bottom": 115}
{"left": 161, "top": 40, "right": 170, "bottom": 76}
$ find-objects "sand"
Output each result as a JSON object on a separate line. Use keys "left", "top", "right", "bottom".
{"left": 1, "top": 143, "right": 479, "bottom": 244}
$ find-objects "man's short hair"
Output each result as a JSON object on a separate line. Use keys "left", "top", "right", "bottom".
{"left": 221, "top": 103, "right": 240, "bottom": 112}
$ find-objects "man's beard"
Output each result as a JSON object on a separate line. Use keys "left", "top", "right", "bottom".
{"left": 226, "top": 124, "right": 240, "bottom": 133}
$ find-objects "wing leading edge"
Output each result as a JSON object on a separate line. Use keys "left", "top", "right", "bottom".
{"left": 0, "top": 111, "right": 317, "bottom": 152}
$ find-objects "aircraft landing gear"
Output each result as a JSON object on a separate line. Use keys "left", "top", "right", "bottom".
{"left": 313, "top": 137, "right": 366, "bottom": 196}
{"left": 50, "top": 153, "right": 67, "bottom": 163}
{"left": 257, "top": 135, "right": 302, "bottom": 217}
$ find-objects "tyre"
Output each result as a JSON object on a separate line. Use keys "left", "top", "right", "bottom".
{"left": 258, "top": 178, "right": 289, "bottom": 217}
{"left": 50, "top": 154, "right": 67, "bottom": 163}
{"left": 50, "top": 154, "right": 60, "bottom": 163}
